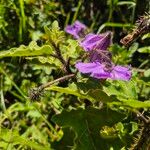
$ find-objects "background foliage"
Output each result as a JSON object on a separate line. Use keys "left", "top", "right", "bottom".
{"left": 0, "top": 0, "right": 150, "bottom": 149}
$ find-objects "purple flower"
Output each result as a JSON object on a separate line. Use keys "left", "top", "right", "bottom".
{"left": 80, "top": 32, "right": 112, "bottom": 51}
{"left": 65, "top": 21, "right": 87, "bottom": 39}
{"left": 75, "top": 30, "right": 131, "bottom": 81}
{"left": 65, "top": 21, "right": 132, "bottom": 81}
{"left": 75, "top": 62, "right": 131, "bottom": 81}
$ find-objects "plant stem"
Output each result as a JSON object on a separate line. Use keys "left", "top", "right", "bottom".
{"left": 39, "top": 74, "right": 75, "bottom": 91}
{"left": 72, "top": 0, "right": 82, "bottom": 23}
{"left": 108, "top": 0, "right": 113, "bottom": 22}
{"left": 51, "top": 41, "right": 71, "bottom": 74}
{"left": 19, "top": 0, "right": 26, "bottom": 42}
{"left": 0, "top": 75, "right": 6, "bottom": 111}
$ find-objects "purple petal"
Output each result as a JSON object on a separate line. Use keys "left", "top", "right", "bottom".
{"left": 75, "top": 62, "right": 101, "bottom": 73}
{"left": 75, "top": 62, "right": 110, "bottom": 78}
{"left": 92, "top": 65, "right": 131, "bottom": 80}
{"left": 110, "top": 66, "right": 132, "bottom": 81}
{"left": 65, "top": 21, "right": 86, "bottom": 39}
{"left": 80, "top": 34, "right": 103, "bottom": 51}
{"left": 80, "top": 32, "right": 112, "bottom": 51}
{"left": 76, "top": 62, "right": 132, "bottom": 81}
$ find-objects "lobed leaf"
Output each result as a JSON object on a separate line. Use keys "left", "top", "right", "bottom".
{"left": 0, "top": 41, "right": 53, "bottom": 58}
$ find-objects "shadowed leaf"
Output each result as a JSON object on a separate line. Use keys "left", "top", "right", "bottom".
{"left": 52, "top": 107, "right": 125, "bottom": 150}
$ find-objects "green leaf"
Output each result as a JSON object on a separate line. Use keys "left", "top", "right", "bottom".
{"left": 46, "top": 86, "right": 95, "bottom": 102}
{"left": 137, "top": 46, "right": 150, "bottom": 53}
{"left": 109, "top": 99, "right": 150, "bottom": 108}
{"left": 77, "top": 79, "right": 116, "bottom": 102}
{"left": 144, "top": 69, "right": 150, "bottom": 77}
{"left": 104, "top": 80, "right": 138, "bottom": 100}
{"left": 51, "top": 20, "right": 59, "bottom": 30}
{"left": 47, "top": 84, "right": 115, "bottom": 103}
{"left": 128, "top": 42, "right": 139, "bottom": 56}
{"left": 87, "top": 89, "right": 116, "bottom": 102}
{"left": 115, "top": 122, "right": 138, "bottom": 147}
{"left": 0, "top": 41, "right": 53, "bottom": 58}
{"left": 44, "top": 23, "right": 65, "bottom": 46}
{"left": 52, "top": 107, "right": 125, "bottom": 150}
{"left": 76, "top": 78, "right": 102, "bottom": 91}
{"left": 129, "top": 122, "right": 138, "bottom": 135}
{"left": 142, "top": 33, "right": 150, "bottom": 40}
{"left": 22, "top": 125, "right": 49, "bottom": 145}
{"left": 61, "top": 39, "right": 81, "bottom": 60}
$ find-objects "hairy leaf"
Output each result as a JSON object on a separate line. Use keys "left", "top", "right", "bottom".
{"left": 109, "top": 99, "right": 150, "bottom": 108}
{"left": 0, "top": 41, "right": 53, "bottom": 58}
{"left": 47, "top": 85, "right": 116, "bottom": 103}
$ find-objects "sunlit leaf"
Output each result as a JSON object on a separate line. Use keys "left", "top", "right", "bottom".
{"left": 46, "top": 86, "right": 95, "bottom": 102}
{"left": 0, "top": 41, "right": 53, "bottom": 58}
{"left": 109, "top": 99, "right": 150, "bottom": 108}
{"left": 137, "top": 46, "right": 150, "bottom": 53}
{"left": 47, "top": 83, "right": 116, "bottom": 103}
{"left": 104, "top": 80, "right": 138, "bottom": 100}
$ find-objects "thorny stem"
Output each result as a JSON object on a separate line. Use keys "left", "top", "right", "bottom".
{"left": 51, "top": 41, "right": 71, "bottom": 74}
{"left": 39, "top": 74, "right": 75, "bottom": 91}
{"left": 134, "top": 110, "right": 150, "bottom": 124}
{"left": 29, "top": 74, "right": 75, "bottom": 100}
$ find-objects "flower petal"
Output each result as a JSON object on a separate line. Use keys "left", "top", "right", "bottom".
{"left": 75, "top": 62, "right": 100, "bottom": 73}
{"left": 110, "top": 66, "right": 132, "bottom": 81}
{"left": 76, "top": 62, "right": 132, "bottom": 81}
{"left": 75, "top": 62, "right": 110, "bottom": 79}
{"left": 80, "top": 32, "right": 112, "bottom": 51}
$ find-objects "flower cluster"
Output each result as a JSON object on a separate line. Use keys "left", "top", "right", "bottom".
{"left": 65, "top": 21, "right": 131, "bottom": 81}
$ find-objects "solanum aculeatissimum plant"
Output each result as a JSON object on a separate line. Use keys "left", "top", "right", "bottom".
{"left": 0, "top": 16, "right": 150, "bottom": 149}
